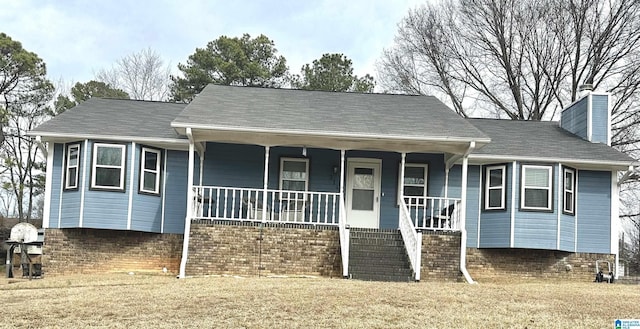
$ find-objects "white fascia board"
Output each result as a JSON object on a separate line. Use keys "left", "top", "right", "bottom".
{"left": 171, "top": 122, "right": 492, "bottom": 145}
{"left": 468, "top": 154, "right": 634, "bottom": 170}
{"left": 29, "top": 132, "right": 189, "bottom": 149}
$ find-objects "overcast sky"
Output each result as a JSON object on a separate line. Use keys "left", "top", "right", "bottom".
{"left": 1, "top": 0, "right": 422, "bottom": 87}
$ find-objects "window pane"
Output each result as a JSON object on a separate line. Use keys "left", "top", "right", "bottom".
{"left": 488, "top": 189, "right": 502, "bottom": 208}
{"left": 525, "top": 168, "right": 549, "bottom": 187}
{"left": 68, "top": 147, "right": 78, "bottom": 166}
{"left": 283, "top": 160, "right": 306, "bottom": 173}
{"left": 354, "top": 168, "right": 374, "bottom": 189}
{"left": 144, "top": 152, "right": 158, "bottom": 170}
{"left": 404, "top": 167, "right": 424, "bottom": 185}
{"left": 67, "top": 168, "right": 77, "bottom": 187}
{"left": 97, "top": 146, "right": 122, "bottom": 166}
{"left": 95, "top": 167, "right": 121, "bottom": 187}
{"left": 282, "top": 180, "right": 305, "bottom": 191}
{"left": 404, "top": 186, "right": 424, "bottom": 197}
{"left": 489, "top": 169, "right": 502, "bottom": 187}
{"left": 143, "top": 172, "right": 156, "bottom": 191}
{"left": 564, "top": 172, "right": 573, "bottom": 190}
{"left": 564, "top": 192, "right": 573, "bottom": 211}
{"left": 352, "top": 189, "right": 374, "bottom": 210}
{"left": 524, "top": 189, "right": 548, "bottom": 208}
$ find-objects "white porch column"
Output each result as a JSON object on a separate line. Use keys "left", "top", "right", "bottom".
{"left": 179, "top": 128, "right": 196, "bottom": 279}
{"left": 459, "top": 142, "right": 476, "bottom": 284}
{"left": 262, "top": 146, "right": 270, "bottom": 222}
{"left": 400, "top": 153, "right": 406, "bottom": 202}
{"left": 444, "top": 168, "right": 450, "bottom": 199}
{"left": 340, "top": 150, "right": 346, "bottom": 200}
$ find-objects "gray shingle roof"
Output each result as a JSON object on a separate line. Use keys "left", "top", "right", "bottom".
{"left": 30, "top": 98, "right": 187, "bottom": 141}
{"left": 171, "top": 85, "right": 489, "bottom": 142}
{"left": 467, "top": 118, "right": 635, "bottom": 165}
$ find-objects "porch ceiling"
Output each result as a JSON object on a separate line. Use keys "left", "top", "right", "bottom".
{"left": 188, "top": 127, "right": 484, "bottom": 154}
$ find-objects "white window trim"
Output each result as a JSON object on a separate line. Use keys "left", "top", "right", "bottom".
{"left": 397, "top": 163, "right": 428, "bottom": 204}
{"left": 563, "top": 167, "right": 575, "bottom": 215}
{"left": 279, "top": 158, "right": 309, "bottom": 199}
{"left": 484, "top": 165, "right": 506, "bottom": 210}
{"left": 139, "top": 147, "right": 161, "bottom": 194}
{"left": 91, "top": 143, "right": 126, "bottom": 190}
{"left": 520, "top": 164, "right": 553, "bottom": 211}
{"left": 64, "top": 143, "right": 80, "bottom": 190}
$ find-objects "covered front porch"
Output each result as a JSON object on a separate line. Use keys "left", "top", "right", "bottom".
{"left": 179, "top": 133, "right": 476, "bottom": 282}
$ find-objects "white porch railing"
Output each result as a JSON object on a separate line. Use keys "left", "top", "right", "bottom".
{"left": 192, "top": 186, "right": 341, "bottom": 225}
{"left": 404, "top": 197, "right": 462, "bottom": 230}
{"left": 399, "top": 199, "right": 422, "bottom": 281}
{"left": 338, "top": 200, "right": 349, "bottom": 278}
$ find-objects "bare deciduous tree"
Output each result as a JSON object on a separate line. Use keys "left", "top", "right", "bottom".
{"left": 96, "top": 47, "right": 171, "bottom": 101}
{"left": 379, "top": 0, "right": 640, "bottom": 121}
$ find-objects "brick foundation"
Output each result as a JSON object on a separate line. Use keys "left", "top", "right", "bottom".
{"left": 466, "top": 248, "right": 615, "bottom": 281}
{"left": 185, "top": 220, "right": 342, "bottom": 277}
{"left": 43, "top": 228, "right": 183, "bottom": 275}
{"left": 421, "top": 231, "right": 463, "bottom": 281}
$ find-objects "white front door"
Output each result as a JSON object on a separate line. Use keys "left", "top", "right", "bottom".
{"left": 346, "top": 159, "right": 381, "bottom": 228}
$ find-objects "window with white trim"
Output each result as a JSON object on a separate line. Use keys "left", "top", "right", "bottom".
{"left": 521, "top": 165, "right": 553, "bottom": 211}
{"left": 484, "top": 165, "right": 506, "bottom": 210}
{"left": 398, "top": 163, "right": 428, "bottom": 203}
{"left": 279, "top": 158, "right": 309, "bottom": 199}
{"left": 91, "top": 143, "right": 126, "bottom": 190}
{"left": 65, "top": 144, "right": 80, "bottom": 190}
{"left": 140, "top": 147, "right": 161, "bottom": 194}
{"left": 563, "top": 167, "right": 575, "bottom": 215}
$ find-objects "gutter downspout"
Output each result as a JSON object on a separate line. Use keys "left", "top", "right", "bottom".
{"left": 179, "top": 128, "right": 196, "bottom": 279}
{"left": 460, "top": 141, "right": 476, "bottom": 284}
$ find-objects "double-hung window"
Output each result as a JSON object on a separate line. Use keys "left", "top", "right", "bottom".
{"left": 91, "top": 143, "right": 126, "bottom": 191}
{"left": 279, "top": 158, "right": 309, "bottom": 200}
{"left": 399, "top": 164, "right": 428, "bottom": 203}
{"left": 65, "top": 144, "right": 80, "bottom": 190}
{"left": 140, "top": 147, "right": 161, "bottom": 195}
{"left": 521, "top": 165, "right": 553, "bottom": 211}
{"left": 484, "top": 165, "right": 506, "bottom": 210}
{"left": 563, "top": 168, "right": 576, "bottom": 215}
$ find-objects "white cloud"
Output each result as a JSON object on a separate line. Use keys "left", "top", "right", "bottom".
{"left": 1, "top": 0, "right": 422, "bottom": 88}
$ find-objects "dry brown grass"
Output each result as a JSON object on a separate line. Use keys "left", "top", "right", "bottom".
{"left": 0, "top": 273, "right": 637, "bottom": 328}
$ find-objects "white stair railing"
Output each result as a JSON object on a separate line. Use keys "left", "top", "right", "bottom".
{"left": 338, "top": 201, "right": 349, "bottom": 278}
{"left": 399, "top": 199, "right": 422, "bottom": 281}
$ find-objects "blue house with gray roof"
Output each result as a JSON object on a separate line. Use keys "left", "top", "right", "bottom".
{"left": 28, "top": 85, "right": 635, "bottom": 282}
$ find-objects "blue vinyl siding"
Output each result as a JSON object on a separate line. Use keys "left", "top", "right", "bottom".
{"left": 591, "top": 94, "right": 609, "bottom": 144}
{"left": 561, "top": 97, "right": 588, "bottom": 139}
{"left": 131, "top": 144, "right": 162, "bottom": 232}
{"left": 465, "top": 165, "right": 481, "bottom": 247}
{"left": 559, "top": 213, "right": 575, "bottom": 251}
{"left": 576, "top": 170, "right": 611, "bottom": 253}
{"left": 162, "top": 150, "right": 189, "bottom": 234}
{"left": 513, "top": 164, "right": 558, "bottom": 250}
{"left": 49, "top": 143, "right": 64, "bottom": 228}
{"left": 478, "top": 163, "right": 512, "bottom": 248}
{"left": 201, "top": 143, "right": 264, "bottom": 188}
{"left": 81, "top": 141, "right": 130, "bottom": 229}
{"left": 446, "top": 165, "right": 462, "bottom": 198}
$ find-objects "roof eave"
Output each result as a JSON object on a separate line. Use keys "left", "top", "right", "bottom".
{"left": 170, "top": 122, "right": 491, "bottom": 146}
{"left": 28, "top": 131, "right": 189, "bottom": 150}
{"left": 468, "top": 154, "right": 636, "bottom": 170}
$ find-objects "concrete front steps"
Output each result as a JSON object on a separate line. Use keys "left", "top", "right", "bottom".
{"left": 348, "top": 228, "right": 414, "bottom": 282}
